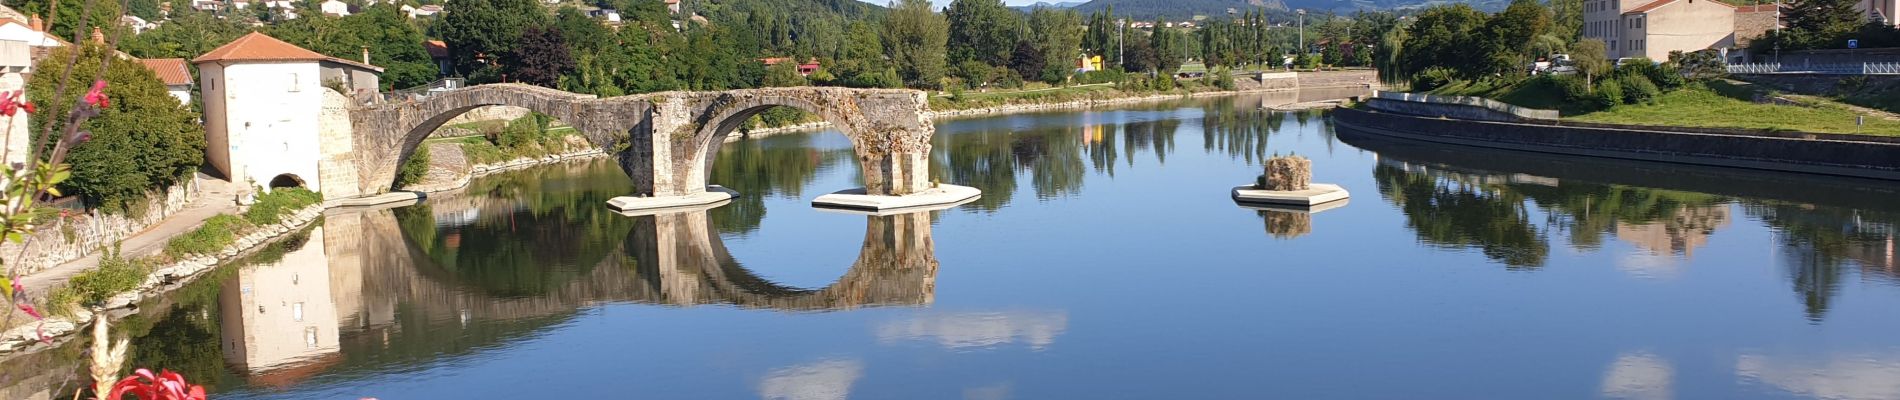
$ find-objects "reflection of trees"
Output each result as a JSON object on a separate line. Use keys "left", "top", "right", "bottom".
{"left": 395, "top": 161, "right": 634, "bottom": 297}
{"left": 934, "top": 128, "right": 1019, "bottom": 212}
{"left": 1509, "top": 184, "right": 1729, "bottom": 252}
{"left": 1373, "top": 164, "right": 1550, "bottom": 268}
{"left": 1200, "top": 102, "right": 1289, "bottom": 163}
{"left": 1745, "top": 203, "right": 1900, "bottom": 321}
{"left": 707, "top": 134, "right": 852, "bottom": 234}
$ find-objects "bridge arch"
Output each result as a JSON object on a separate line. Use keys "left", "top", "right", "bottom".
{"left": 665, "top": 88, "right": 938, "bottom": 198}
{"left": 350, "top": 84, "right": 647, "bottom": 195}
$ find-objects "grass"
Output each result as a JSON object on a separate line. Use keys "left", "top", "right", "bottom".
{"left": 1431, "top": 78, "right": 1900, "bottom": 136}
{"left": 44, "top": 248, "right": 152, "bottom": 316}
{"left": 1570, "top": 81, "right": 1900, "bottom": 135}
{"left": 161, "top": 187, "right": 322, "bottom": 258}
{"left": 162, "top": 214, "right": 247, "bottom": 258}
{"left": 243, "top": 187, "right": 323, "bottom": 225}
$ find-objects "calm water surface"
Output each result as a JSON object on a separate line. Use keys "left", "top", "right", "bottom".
{"left": 8, "top": 90, "right": 1900, "bottom": 399}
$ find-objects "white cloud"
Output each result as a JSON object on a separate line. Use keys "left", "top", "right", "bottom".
{"left": 1601, "top": 351, "right": 1674, "bottom": 400}
{"left": 875, "top": 311, "right": 1069, "bottom": 351}
{"left": 759, "top": 359, "right": 865, "bottom": 400}
{"left": 1737, "top": 352, "right": 1900, "bottom": 400}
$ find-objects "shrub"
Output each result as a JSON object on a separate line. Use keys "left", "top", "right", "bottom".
{"left": 45, "top": 247, "right": 152, "bottom": 315}
{"left": 31, "top": 44, "right": 206, "bottom": 214}
{"left": 1411, "top": 68, "right": 1458, "bottom": 92}
{"left": 244, "top": 187, "right": 322, "bottom": 225}
{"left": 1672, "top": 49, "right": 1726, "bottom": 81}
{"left": 1594, "top": 78, "right": 1625, "bottom": 109}
{"left": 163, "top": 214, "right": 248, "bottom": 257}
{"left": 394, "top": 144, "right": 431, "bottom": 189}
{"left": 1618, "top": 75, "right": 1662, "bottom": 105}
{"left": 1212, "top": 67, "right": 1237, "bottom": 91}
{"left": 1074, "top": 69, "right": 1126, "bottom": 85}
{"left": 1556, "top": 75, "right": 1594, "bottom": 102}
{"left": 497, "top": 115, "right": 545, "bottom": 150}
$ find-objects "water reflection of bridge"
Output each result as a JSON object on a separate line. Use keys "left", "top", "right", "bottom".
{"left": 207, "top": 202, "right": 936, "bottom": 387}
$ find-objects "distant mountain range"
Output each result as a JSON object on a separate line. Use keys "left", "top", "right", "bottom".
{"left": 1012, "top": 1, "right": 1088, "bottom": 9}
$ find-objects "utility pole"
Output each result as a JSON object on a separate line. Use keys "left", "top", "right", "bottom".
{"left": 1773, "top": 0, "right": 1781, "bottom": 64}
{"left": 1298, "top": 9, "right": 1307, "bottom": 57}
{"left": 1118, "top": 18, "right": 1125, "bottom": 67}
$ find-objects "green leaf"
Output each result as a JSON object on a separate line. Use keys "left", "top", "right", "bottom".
{"left": 0, "top": 275, "right": 11, "bottom": 299}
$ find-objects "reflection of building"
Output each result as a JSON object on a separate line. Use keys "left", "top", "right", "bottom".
{"left": 219, "top": 227, "right": 341, "bottom": 377}
{"left": 1615, "top": 204, "right": 1731, "bottom": 258}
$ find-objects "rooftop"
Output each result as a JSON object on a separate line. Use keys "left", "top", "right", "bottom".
{"left": 192, "top": 31, "right": 383, "bottom": 72}
{"left": 136, "top": 58, "right": 193, "bottom": 86}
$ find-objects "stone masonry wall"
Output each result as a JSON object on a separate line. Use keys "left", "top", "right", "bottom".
{"left": 318, "top": 90, "right": 362, "bottom": 200}
{"left": 0, "top": 181, "right": 199, "bottom": 276}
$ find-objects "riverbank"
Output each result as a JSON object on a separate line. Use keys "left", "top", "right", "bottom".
{"left": 1333, "top": 106, "right": 1900, "bottom": 180}
{"left": 1427, "top": 78, "right": 1900, "bottom": 135}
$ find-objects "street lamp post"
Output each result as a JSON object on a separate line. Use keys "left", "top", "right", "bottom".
{"left": 1298, "top": 9, "right": 1306, "bottom": 56}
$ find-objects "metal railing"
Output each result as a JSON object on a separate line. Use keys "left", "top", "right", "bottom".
{"left": 1728, "top": 62, "right": 1900, "bottom": 75}
{"left": 377, "top": 77, "right": 466, "bottom": 104}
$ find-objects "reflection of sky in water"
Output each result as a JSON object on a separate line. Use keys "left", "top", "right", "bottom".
{"left": 874, "top": 311, "right": 1068, "bottom": 351}
{"left": 1738, "top": 353, "right": 1900, "bottom": 400}
{"left": 1602, "top": 352, "right": 1674, "bottom": 400}
{"left": 759, "top": 359, "right": 862, "bottom": 400}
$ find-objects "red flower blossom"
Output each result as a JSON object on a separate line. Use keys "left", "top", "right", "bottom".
{"left": 0, "top": 90, "right": 26, "bottom": 116}
{"left": 108, "top": 369, "right": 206, "bottom": 400}
{"left": 84, "top": 80, "right": 109, "bottom": 108}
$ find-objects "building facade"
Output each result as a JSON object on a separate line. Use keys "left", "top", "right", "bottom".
{"left": 1584, "top": 0, "right": 1736, "bottom": 60}
{"left": 193, "top": 32, "right": 380, "bottom": 194}
{"left": 1861, "top": 0, "right": 1897, "bottom": 26}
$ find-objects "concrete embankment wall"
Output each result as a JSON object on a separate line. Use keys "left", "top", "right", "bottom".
{"left": 1735, "top": 73, "right": 1900, "bottom": 95}
{"left": 1364, "top": 91, "right": 1560, "bottom": 122}
{"left": 1333, "top": 107, "right": 1900, "bottom": 181}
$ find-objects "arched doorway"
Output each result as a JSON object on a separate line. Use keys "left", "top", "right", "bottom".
{"left": 269, "top": 174, "right": 306, "bottom": 189}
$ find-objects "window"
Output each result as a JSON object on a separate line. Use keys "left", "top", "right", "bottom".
{"left": 288, "top": 73, "right": 300, "bottom": 92}
{"left": 293, "top": 302, "right": 304, "bottom": 321}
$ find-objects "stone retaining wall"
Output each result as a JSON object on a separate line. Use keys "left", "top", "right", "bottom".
{"left": 1333, "top": 107, "right": 1900, "bottom": 181}
{"left": 1366, "top": 91, "right": 1562, "bottom": 122}
{"left": 0, "top": 182, "right": 199, "bottom": 277}
{"left": 1735, "top": 73, "right": 1900, "bottom": 96}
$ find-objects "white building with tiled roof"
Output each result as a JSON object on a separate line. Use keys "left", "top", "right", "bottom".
{"left": 193, "top": 32, "right": 381, "bottom": 195}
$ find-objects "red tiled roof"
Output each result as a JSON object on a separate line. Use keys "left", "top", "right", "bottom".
{"left": 1735, "top": 3, "right": 1778, "bottom": 12}
{"left": 193, "top": 31, "right": 383, "bottom": 72}
{"left": 137, "top": 58, "right": 193, "bottom": 86}
{"left": 193, "top": 31, "right": 329, "bottom": 63}
{"left": 424, "top": 40, "right": 447, "bottom": 58}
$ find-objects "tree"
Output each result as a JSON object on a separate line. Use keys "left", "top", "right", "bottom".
{"left": 438, "top": 0, "right": 548, "bottom": 79}
{"left": 1398, "top": 4, "right": 1488, "bottom": 79}
{"left": 28, "top": 44, "right": 205, "bottom": 213}
{"left": 121, "top": 12, "right": 251, "bottom": 59}
{"left": 762, "top": 62, "right": 807, "bottom": 87}
{"left": 1551, "top": 0, "right": 1584, "bottom": 42}
{"left": 1150, "top": 19, "right": 1184, "bottom": 74}
{"left": 20, "top": 0, "right": 125, "bottom": 43}
{"left": 835, "top": 21, "right": 898, "bottom": 88}
{"left": 1121, "top": 34, "right": 1156, "bottom": 73}
{"left": 268, "top": 5, "right": 438, "bottom": 89}
{"left": 945, "top": 0, "right": 1024, "bottom": 67}
{"left": 1479, "top": 0, "right": 1553, "bottom": 77}
{"left": 1572, "top": 38, "right": 1610, "bottom": 86}
{"left": 1028, "top": 8, "right": 1084, "bottom": 82}
{"left": 1008, "top": 40, "right": 1045, "bottom": 81}
{"left": 506, "top": 26, "right": 576, "bottom": 87}
{"left": 882, "top": 0, "right": 948, "bottom": 88}
{"left": 1785, "top": 0, "right": 1865, "bottom": 40}
{"left": 127, "top": 0, "right": 162, "bottom": 20}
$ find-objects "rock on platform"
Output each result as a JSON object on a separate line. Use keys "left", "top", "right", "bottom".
{"left": 607, "top": 186, "right": 739, "bottom": 213}
{"left": 812, "top": 184, "right": 982, "bottom": 214}
{"left": 1232, "top": 183, "right": 1350, "bottom": 206}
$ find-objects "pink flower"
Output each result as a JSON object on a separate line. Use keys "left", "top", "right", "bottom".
{"left": 84, "top": 80, "right": 108, "bottom": 108}
{"left": 15, "top": 303, "right": 38, "bottom": 319}
{"left": 0, "top": 90, "right": 27, "bottom": 116}
{"left": 109, "top": 369, "right": 207, "bottom": 400}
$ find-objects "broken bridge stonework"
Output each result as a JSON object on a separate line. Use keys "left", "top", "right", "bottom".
{"left": 349, "top": 84, "right": 937, "bottom": 199}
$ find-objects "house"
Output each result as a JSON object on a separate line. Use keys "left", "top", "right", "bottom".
{"left": 1583, "top": 0, "right": 1735, "bottom": 60}
{"left": 666, "top": 0, "right": 680, "bottom": 14}
{"left": 423, "top": 39, "right": 450, "bottom": 76}
{"left": 121, "top": 15, "right": 155, "bottom": 34}
{"left": 192, "top": 32, "right": 382, "bottom": 194}
{"left": 136, "top": 58, "right": 194, "bottom": 106}
{"left": 319, "top": 0, "right": 350, "bottom": 16}
{"left": 590, "top": 8, "right": 621, "bottom": 23}
{"left": 1861, "top": 0, "right": 1897, "bottom": 26}
{"left": 0, "top": 15, "right": 69, "bottom": 51}
{"left": 408, "top": 4, "right": 442, "bottom": 18}
{"left": 191, "top": 0, "right": 219, "bottom": 11}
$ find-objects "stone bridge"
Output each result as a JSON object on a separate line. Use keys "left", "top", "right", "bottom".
{"left": 348, "top": 84, "right": 939, "bottom": 204}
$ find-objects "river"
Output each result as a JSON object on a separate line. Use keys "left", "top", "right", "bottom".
{"left": 5, "top": 89, "right": 1900, "bottom": 399}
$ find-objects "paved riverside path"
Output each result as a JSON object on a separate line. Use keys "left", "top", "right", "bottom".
{"left": 11, "top": 175, "right": 239, "bottom": 318}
